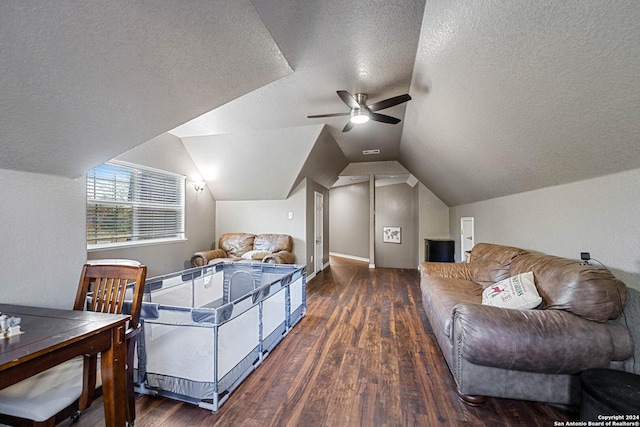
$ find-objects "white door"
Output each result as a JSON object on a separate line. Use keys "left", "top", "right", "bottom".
{"left": 460, "top": 217, "right": 474, "bottom": 262}
{"left": 314, "top": 192, "right": 324, "bottom": 273}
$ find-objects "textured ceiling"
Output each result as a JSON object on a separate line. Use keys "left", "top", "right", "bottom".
{"left": 401, "top": 0, "right": 640, "bottom": 206}
{"left": 181, "top": 125, "right": 347, "bottom": 200}
{"left": 0, "top": 1, "right": 291, "bottom": 177}
{"left": 2, "top": 1, "right": 639, "bottom": 207}
{"left": 171, "top": 0, "right": 426, "bottom": 163}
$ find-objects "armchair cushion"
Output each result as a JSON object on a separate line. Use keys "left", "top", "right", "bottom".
{"left": 241, "top": 250, "right": 272, "bottom": 260}
{"left": 254, "top": 234, "right": 293, "bottom": 253}
{"left": 219, "top": 233, "right": 255, "bottom": 258}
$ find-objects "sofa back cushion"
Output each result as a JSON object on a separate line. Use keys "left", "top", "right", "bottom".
{"left": 219, "top": 233, "right": 255, "bottom": 258}
{"left": 469, "top": 243, "right": 529, "bottom": 288}
{"left": 254, "top": 234, "right": 293, "bottom": 253}
{"left": 509, "top": 253, "right": 627, "bottom": 322}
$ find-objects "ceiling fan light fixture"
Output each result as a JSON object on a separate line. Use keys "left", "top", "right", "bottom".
{"left": 307, "top": 91, "right": 410, "bottom": 132}
{"left": 350, "top": 109, "right": 369, "bottom": 124}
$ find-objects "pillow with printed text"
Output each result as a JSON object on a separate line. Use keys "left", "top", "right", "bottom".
{"left": 481, "top": 271, "right": 542, "bottom": 310}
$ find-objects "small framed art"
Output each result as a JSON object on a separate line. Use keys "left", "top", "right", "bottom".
{"left": 383, "top": 226, "right": 401, "bottom": 244}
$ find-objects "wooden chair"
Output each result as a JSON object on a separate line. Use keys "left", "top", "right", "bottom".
{"left": 0, "top": 263, "right": 147, "bottom": 427}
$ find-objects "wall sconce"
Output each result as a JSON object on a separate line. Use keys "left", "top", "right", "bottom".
{"left": 194, "top": 182, "right": 206, "bottom": 193}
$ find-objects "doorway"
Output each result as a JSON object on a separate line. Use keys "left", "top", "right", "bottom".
{"left": 460, "top": 217, "right": 474, "bottom": 262}
{"left": 314, "top": 191, "right": 324, "bottom": 273}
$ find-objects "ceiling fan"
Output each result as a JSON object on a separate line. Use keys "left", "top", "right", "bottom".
{"left": 307, "top": 90, "right": 412, "bottom": 132}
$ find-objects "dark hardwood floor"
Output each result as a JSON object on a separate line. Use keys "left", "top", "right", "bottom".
{"left": 68, "top": 256, "right": 576, "bottom": 426}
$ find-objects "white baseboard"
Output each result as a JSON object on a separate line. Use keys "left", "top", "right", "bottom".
{"left": 329, "top": 252, "right": 369, "bottom": 263}
{"left": 306, "top": 260, "right": 332, "bottom": 282}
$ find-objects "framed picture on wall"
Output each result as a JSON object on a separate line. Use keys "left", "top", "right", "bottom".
{"left": 383, "top": 226, "right": 401, "bottom": 244}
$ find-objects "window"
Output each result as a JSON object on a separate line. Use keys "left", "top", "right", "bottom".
{"left": 87, "top": 161, "right": 185, "bottom": 249}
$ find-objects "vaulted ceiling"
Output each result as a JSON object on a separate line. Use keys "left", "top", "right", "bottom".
{"left": 1, "top": 1, "right": 639, "bottom": 206}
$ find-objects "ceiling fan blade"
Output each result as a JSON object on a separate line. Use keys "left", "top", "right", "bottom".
{"left": 336, "top": 90, "right": 360, "bottom": 110}
{"left": 369, "top": 112, "right": 401, "bottom": 124}
{"left": 307, "top": 112, "right": 350, "bottom": 118}
{"left": 368, "top": 94, "right": 412, "bottom": 111}
{"left": 342, "top": 120, "right": 355, "bottom": 132}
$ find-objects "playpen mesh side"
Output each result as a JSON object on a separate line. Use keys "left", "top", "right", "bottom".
{"left": 289, "top": 276, "right": 306, "bottom": 327}
{"left": 133, "top": 262, "right": 306, "bottom": 410}
{"left": 261, "top": 285, "right": 287, "bottom": 354}
{"left": 135, "top": 304, "right": 261, "bottom": 403}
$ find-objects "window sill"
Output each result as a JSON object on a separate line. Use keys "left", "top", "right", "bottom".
{"left": 87, "top": 237, "right": 188, "bottom": 252}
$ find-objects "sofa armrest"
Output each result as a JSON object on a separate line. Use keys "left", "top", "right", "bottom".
{"left": 419, "top": 262, "right": 472, "bottom": 280}
{"left": 191, "top": 249, "right": 228, "bottom": 267}
{"left": 263, "top": 250, "right": 295, "bottom": 264}
{"left": 452, "top": 303, "right": 632, "bottom": 374}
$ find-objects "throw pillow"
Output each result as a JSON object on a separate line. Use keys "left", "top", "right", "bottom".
{"left": 481, "top": 271, "right": 542, "bottom": 310}
{"left": 241, "top": 250, "right": 272, "bottom": 260}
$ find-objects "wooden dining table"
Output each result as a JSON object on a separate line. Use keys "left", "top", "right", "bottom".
{"left": 0, "top": 303, "right": 129, "bottom": 426}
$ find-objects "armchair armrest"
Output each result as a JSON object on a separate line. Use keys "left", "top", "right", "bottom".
{"left": 263, "top": 250, "right": 295, "bottom": 264}
{"left": 452, "top": 303, "right": 631, "bottom": 374}
{"left": 191, "top": 249, "right": 228, "bottom": 267}
{"left": 419, "top": 261, "right": 472, "bottom": 280}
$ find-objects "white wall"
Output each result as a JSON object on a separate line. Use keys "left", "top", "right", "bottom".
{"left": 306, "top": 179, "right": 330, "bottom": 275}
{"left": 215, "top": 181, "right": 306, "bottom": 266}
{"left": 449, "top": 168, "right": 640, "bottom": 287}
{"left": 418, "top": 182, "right": 450, "bottom": 263}
{"left": 329, "top": 182, "right": 370, "bottom": 260}
{"left": 330, "top": 182, "right": 450, "bottom": 268}
{"left": 0, "top": 169, "right": 86, "bottom": 309}
{"left": 375, "top": 183, "right": 418, "bottom": 269}
{"left": 329, "top": 180, "right": 450, "bottom": 268}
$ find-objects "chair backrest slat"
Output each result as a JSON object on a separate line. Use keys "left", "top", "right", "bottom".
{"left": 73, "top": 264, "right": 147, "bottom": 328}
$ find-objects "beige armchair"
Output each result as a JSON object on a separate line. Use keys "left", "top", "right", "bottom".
{"left": 191, "top": 233, "right": 295, "bottom": 266}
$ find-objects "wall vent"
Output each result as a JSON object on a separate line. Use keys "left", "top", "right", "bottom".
{"left": 362, "top": 149, "right": 380, "bottom": 155}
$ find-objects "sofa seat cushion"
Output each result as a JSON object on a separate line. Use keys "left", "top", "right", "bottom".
{"left": 453, "top": 304, "right": 620, "bottom": 374}
{"left": 509, "top": 254, "right": 627, "bottom": 322}
{"left": 421, "top": 277, "right": 482, "bottom": 339}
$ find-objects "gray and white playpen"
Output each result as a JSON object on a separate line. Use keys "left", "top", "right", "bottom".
{"left": 131, "top": 262, "right": 306, "bottom": 411}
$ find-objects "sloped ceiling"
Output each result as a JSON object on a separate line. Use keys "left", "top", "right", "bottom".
{"left": 289, "top": 126, "right": 350, "bottom": 197}
{"left": 2, "top": 1, "right": 639, "bottom": 207}
{"left": 181, "top": 125, "right": 346, "bottom": 200}
{"left": 400, "top": 0, "right": 640, "bottom": 206}
{"left": 334, "top": 161, "right": 414, "bottom": 188}
{"left": 170, "top": 0, "right": 426, "bottom": 163}
{"left": 0, "top": 1, "right": 291, "bottom": 178}
{"left": 169, "top": 0, "right": 426, "bottom": 201}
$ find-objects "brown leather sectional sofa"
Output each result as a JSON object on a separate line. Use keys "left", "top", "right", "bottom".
{"left": 420, "top": 242, "right": 633, "bottom": 406}
{"left": 191, "top": 233, "right": 295, "bottom": 266}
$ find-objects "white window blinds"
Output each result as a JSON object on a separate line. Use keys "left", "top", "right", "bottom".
{"left": 87, "top": 161, "right": 185, "bottom": 248}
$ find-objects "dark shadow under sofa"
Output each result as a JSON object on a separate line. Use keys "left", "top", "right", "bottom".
{"left": 419, "top": 243, "right": 633, "bottom": 406}
{"left": 191, "top": 233, "right": 295, "bottom": 266}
